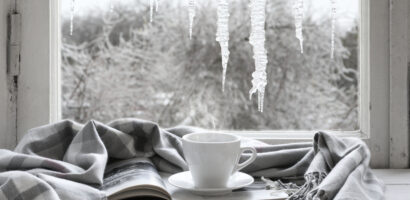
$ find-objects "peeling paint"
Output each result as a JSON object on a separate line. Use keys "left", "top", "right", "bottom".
{"left": 6, "top": 75, "right": 18, "bottom": 146}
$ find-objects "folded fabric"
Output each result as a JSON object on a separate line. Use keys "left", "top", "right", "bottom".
{"left": 0, "top": 119, "right": 384, "bottom": 200}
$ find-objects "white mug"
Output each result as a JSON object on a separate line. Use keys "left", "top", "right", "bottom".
{"left": 182, "top": 132, "right": 257, "bottom": 188}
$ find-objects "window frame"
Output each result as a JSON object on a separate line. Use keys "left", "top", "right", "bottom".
{"left": 12, "top": 0, "right": 408, "bottom": 168}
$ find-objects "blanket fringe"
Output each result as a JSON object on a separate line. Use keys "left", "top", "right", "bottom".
{"left": 287, "top": 172, "right": 326, "bottom": 200}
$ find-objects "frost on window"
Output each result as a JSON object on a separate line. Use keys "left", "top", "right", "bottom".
{"left": 61, "top": 0, "right": 359, "bottom": 131}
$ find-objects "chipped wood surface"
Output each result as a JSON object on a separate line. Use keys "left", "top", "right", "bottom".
{"left": 0, "top": 0, "right": 17, "bottom": 150}
{"left": 16, "top": 0, "right": 60, "bottom": 141}
{"left": 366, "top": 0, "right": 391, "bottom": 168}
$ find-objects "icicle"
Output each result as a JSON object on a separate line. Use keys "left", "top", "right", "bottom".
{"left": 155, "top": 0, "right": 159, "bottom": 12}
{"left": 293, "top": 0, "right": 303, "bottom": 54}
{"left": 109, "top": 1, "right": 114, "bottom": 14}
{"left": 70, "top": 0, "right": 76, "bottom": 36}
{"left": 216, "top": 0, "right": 230, "bottom": 92}
{"left": 149, "top": 0, "right": 159, "bottom": 23}
{"left": 188, "top": 0, "right": 196, "bottom": 39}
{"left": 150, "top": 0, "right": 154, "bottom": 22}
{"left": 330, "top": 0, "right": 336, "bottom": 59}
{"left": 249, "top": 0, "right": 268, "bottom": 112}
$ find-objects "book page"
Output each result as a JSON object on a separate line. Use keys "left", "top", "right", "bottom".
{"left": 102, "top": 157, "right": 171, "bottom": 200}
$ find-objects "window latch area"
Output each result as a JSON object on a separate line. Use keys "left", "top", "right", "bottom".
{"left": 7, "top": 12, "right": 21, "bottom": 76}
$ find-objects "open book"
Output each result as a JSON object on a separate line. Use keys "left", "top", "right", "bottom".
{"left": 101, "top": 157, "right": 288, "bottom": 200}
{"left": 101, "top": 157, "right": 171, "bottom": 200}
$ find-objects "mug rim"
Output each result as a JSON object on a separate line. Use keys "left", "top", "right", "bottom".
{"left": 182, "top": 132, "right": 240, "bottom": 144}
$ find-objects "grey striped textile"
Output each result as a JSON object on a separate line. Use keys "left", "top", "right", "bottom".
{"left": 0, "top": 119, "right": 384, "bottom": 200}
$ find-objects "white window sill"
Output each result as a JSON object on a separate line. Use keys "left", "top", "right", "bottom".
{"left": 161, "top": 169, "right": 410, "bottom": 200}
{"left": 225, "top": 130, "right": 365, "bottom": 145}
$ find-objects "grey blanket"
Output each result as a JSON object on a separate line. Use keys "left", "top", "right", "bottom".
{"left": 0, "top": 119, "right": 384, "bottom": 200}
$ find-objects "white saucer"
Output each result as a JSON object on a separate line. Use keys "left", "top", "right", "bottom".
{"left": 168, "top": 171, "right": 254, "bottom": 196}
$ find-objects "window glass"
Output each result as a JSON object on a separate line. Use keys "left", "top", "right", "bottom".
{"left": 61, "top": 0, "right": 359, "bottom": 130}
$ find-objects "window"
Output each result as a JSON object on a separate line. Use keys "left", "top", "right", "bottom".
{"left": 61, "top": 0, "right": 359, "bottom": 131}
{"left": 10, "top": 0, "right": 407, "bottom": 168}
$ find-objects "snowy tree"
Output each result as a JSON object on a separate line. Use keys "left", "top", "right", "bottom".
{"left": 61, "top": 0, "right": 358, "bottom": 130}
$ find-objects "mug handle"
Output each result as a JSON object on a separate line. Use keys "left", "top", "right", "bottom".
{"left": 233, "top": 147, "right": 257, "bottom": 173}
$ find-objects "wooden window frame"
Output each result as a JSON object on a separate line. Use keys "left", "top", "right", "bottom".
{"left": 5, "top": 0, "right": 408, "bottom": 168}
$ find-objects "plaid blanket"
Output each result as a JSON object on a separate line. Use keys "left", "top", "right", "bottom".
{"left": 0, "top": 119, "right": 384, "bottom": 200}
